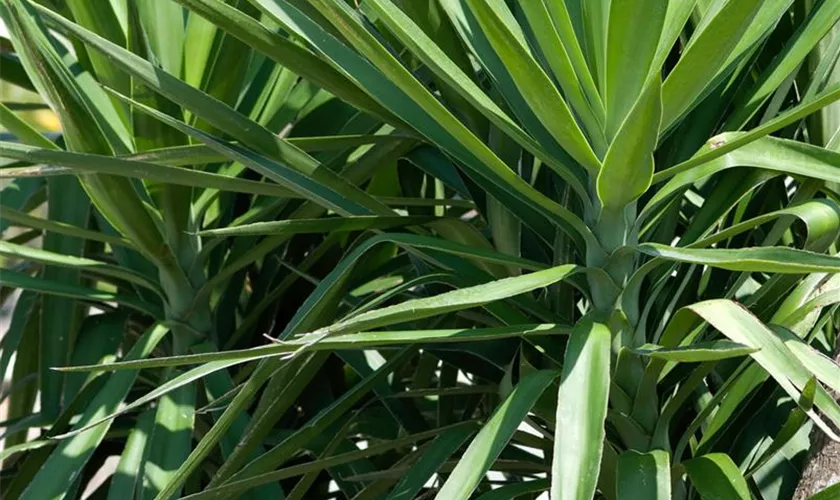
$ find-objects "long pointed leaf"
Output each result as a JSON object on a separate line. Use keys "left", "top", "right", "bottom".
{"left": 551, "top": 317, "right": 612, "bottom": 500}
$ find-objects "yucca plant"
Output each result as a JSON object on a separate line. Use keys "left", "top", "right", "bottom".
{"left": 3, "top": 0, "right": 840, "bottom": 498}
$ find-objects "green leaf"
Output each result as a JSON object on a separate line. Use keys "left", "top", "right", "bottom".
{"left": 652, "top": 0, "right": 696, "bottom": 72}
{"left": 770, "top": 325, "right": 840, "bottom": 394}
{"left": 0, "top": 269, "right": 163, "bottom": 318}
{"left": 364, "top": 0, "right": 589, "bottom": 203}
{"left": 58, "top": 324, "right": 569, "bottom": 373}
{"left": 463, "top": 0, "right": 603, "bottom": 167}
{"left": 0, "top": 291, "right": 38, "bottom": 388}
{"left": 644, "top": 136, "right": 840, "bottom": 221}
{"left": 208, "top": 230, "right": 547, "bottom": 321}
{"left": 64, "top": 0, "right": 131, "bottom": 112}
{"left": 107, "top": 410, "right": 156, "bottom": 500}
{"left": 385, "top": 426, "right": 474, "bottom": 500}
{"left": 660, "top": 0, "right": 763, "bottom": 131}
{"left": 175, "top": 0, "right": 398, "bottom": 123}
{"left": 474, "top": 478, "right": 550, "bottom": 500}
{"left": 143, "top": 382, "right": 196, "bottom": 500}
{"left": 541, "top": 0, "right": 602, "bottom": 108}
{"left": 435, "top": 369, "right": 559, "bottom": 499}
{"left": 185, "top": 356, "right": 322, "bottom": 496}
{"left": 639, "top": 243, "right": 840, "bottom": 274}
{"left": 518, "top": 0, "right": 604, "bottom": 138}
{"left": 435, "top": 0, "right": 571, "bottom": 170}
{"left": 311, "top": 264, "right": 580, "bottom": 337}
{"left": 0, "top": 205, "right": 133, "bottom": 248}
{"left": 6, "top": 0, "right": 840, "bottom": 497}
{"left": 34, "top": 4, "right": 390, "bottom": 219}
{"left": 19, "top": 323, "right": 170, "bottom": 500}
{"left": 38, "top": 175, "right": 88, "bottom": 420}
{"left": 0, "top": 101, "right": 57, "bottom": 148}
{"left": 181, "top": 0, "right": 219, "bottom": 92}
{"left": 195, "top": 343, "right": 286, "bottom": 499}
{"left": 726, "top": 1, "right": 840, "bottom": 128}
{"left": 634, "top": 340, "right": 759, "bottom": 362}
{"left": 665, "top": 300, "right": 840, "bottom": 438}
{"left": 683, "top": 453, "right": 751, "bottom": 500}
{"left": 744, "top": 399, "right": 809, "bottom": 479}
{"left": 111, "top": 91, "right": 388, "bottom": 216}
{"left": 580, "top": 0, "right": 610, "bottom": 97}
{"left": 254, "top": 0, "right": 592, "bottom": 246}
{"left": 0, "top": 50, "right": 36, "bottom": 91}
{"left": 658, "top": 82, "right": 840, "bottom": 183}
{"left": 176, "top": 421, "right": 478, "bottom": 500}
{"left": 806, "top": 482, "right": 840, "bottom": 500}
{"left": 198, "top": 215, "right": 437, "bottom": 237}
{"left": 2, "top": 0, "right": 180, "bottom": 280}
{"left": 604, "top": 0, "right": 667, "bottom": 139}
{"left": 31, "top": 1, "right": 304, "bottom": 168}
{"left": 689, "top": 198, "right": 840, "bottom": 251}
{"left": 597, "top": 76, "right": 661, "bottom": 211}
{"left": 551, "top": 317, "right": 612, "bottom": 500}
{"left": 0, "top": 176, "right": 43, "bottom": 235}
{"left": 1, "top": 1, "right": 130, "bottom": 154}
{"left": 134, "top": 0, "right": 183, "bottom": 76}
{"left": 0, "top": 141, "right": 300, "bottom": 197}
{"left": 0, "top": 292, "right": 40, "bottom": 455}
{"left": 63, "top": 313, "right": 125, "bottom": 402}
{"left": 216, "top": 349, "right": 415, "bottom": 495}
{"left": 51, "top": 359, "right": 246, "bottom": 440}
{"left": 0, "top": 439, "right": 53, "bottom": 462}
{"left": 616, "top": 450, "right": 671, "bottom": 500}
{"left": 0, "top": 240, "right": 163, "bottom": 296}
{"left": 121, "top": 135, "right": 410, "bottom": 166}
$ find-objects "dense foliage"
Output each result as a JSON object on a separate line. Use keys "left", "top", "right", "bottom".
{"left": 2, "top": 0, "right": 840, "bottom": 499}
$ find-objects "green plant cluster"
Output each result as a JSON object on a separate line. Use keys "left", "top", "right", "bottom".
{"left": 1, "top": 0, "right": 840, "bottom": 499}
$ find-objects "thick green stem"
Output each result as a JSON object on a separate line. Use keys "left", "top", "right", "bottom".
{"left": 589, "top": 202, "right": 641, "bottom": 324}
{"left": 159, "top": 264, "right": 212, "bottom": 354}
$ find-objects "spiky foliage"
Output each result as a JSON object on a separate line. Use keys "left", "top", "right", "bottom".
{"left": 2, "top": 0, "right": 840, "bottom": 499}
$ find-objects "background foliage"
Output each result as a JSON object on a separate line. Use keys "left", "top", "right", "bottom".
{"left": 2, "top": 0, "right": 840, "bottom": 499}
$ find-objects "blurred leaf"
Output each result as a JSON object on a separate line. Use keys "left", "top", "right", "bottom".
{"left": 617, "top": 450, "right": 671, "bottom": 500}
